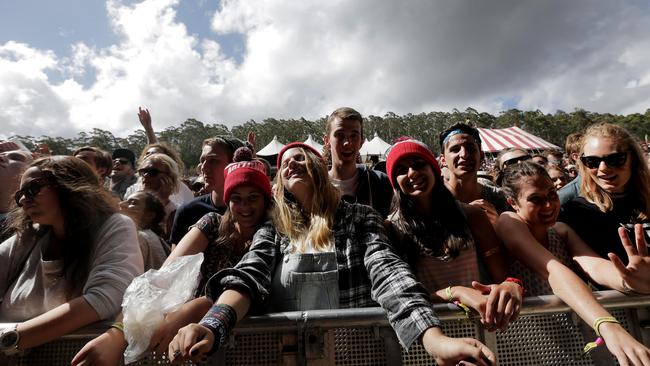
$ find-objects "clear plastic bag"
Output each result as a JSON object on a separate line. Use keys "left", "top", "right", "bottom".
{"left": 122, "top": 253, "right": 203, "bottom": 364}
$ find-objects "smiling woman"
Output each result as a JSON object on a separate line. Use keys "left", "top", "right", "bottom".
{"left": 560, "top": 123, "right": 650, "bottom": 264}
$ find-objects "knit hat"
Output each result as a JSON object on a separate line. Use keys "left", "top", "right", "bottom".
{"left": 223, "top": 147, "right": 272, "bottom": 203}
{"left": 276, "top": 142, "right": 323, "bottom": 168}
{"left": 385, "top": 140, "right": 440, "bottom": 188}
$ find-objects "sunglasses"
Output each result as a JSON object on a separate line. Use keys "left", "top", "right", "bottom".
{"left": 502, "top": 154, "right": 532, "bottom": 169}
{"left": 580, "top": 152, "right": 628, "bottom": 169}
{"left": 15, "top": 178, "right": 53, "bottom": 206}
{"left": 138, "top": 168, "right": 167, "bottom": 177}
{"left": 113, "top": 158, "right": 130, "bottom": 165}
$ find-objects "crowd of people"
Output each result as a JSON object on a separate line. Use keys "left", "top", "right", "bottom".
{"left": 0, "top": 107, "right": 649, "bottom": 365}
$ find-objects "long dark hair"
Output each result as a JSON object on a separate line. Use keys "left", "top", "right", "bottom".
{"left": 9, "top": 156, "right": 117, "bottom": 297}
{"left": 389, "top": 164, "right": 473, "bottom": 261}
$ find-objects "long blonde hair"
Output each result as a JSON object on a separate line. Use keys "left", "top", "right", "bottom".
{"left": 578, "top": 123, "right": 650, "bottom": 217}
{"left": 273, "top": 147, "right": 341, "bottom": 252}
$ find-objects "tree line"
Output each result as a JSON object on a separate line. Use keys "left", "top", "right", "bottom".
{"left": 9, "top": 108, "right": 650, "bottom": 173}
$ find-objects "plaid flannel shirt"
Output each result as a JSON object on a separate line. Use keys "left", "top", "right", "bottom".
{"left": 206, "top": 200, "right": 441, "bottom": 348}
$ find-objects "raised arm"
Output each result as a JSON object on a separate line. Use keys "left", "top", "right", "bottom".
{"left": 496, "top": 212, "right": 650, "bottom": 364}
{"left": 561, "top": 222, "right": 650, "bottom": 294}
{"left": 138, "top": 107, "right": 157, "bottom": 144}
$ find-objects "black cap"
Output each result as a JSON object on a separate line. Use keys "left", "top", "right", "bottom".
{"left": 112, "top": 148, "right": 136, "bottom": 168}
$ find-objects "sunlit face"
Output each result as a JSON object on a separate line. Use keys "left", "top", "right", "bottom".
{"left": 17, "top": 167, "right": 62, "bottom": 227}
{"left": 395, "top": 156, "right": 435, "bottom": 200}
{"left": 119, "top": 192, "right": 149, "bottom": 228}
{"left": 582, "top": 137, "right": 632, "bottom": 194}
{"left": 138, "top": 159, "right": 172, "bottom": 197}
{"left": 548, "top": 168, "right": 567, "bottom": 190}
{"left": 324, "top": 118, "right": 362, "bottom": 164}
{"left": 280, "top": 148, "right": 313, "bottom": 196}
{"left": 200, "top": 144, "right": 229, "bottom": 196}
{"left": 443, "top": 134, "right": 481, "bottom": 177}
{"left": 228, "top": 185, "right": 266, "bottom": 232}
{"left": 511, "top": 175, "right": 559, "bottom": 228}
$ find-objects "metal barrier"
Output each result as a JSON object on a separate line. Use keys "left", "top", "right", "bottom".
{"left": 2, "top": 290, "right": 649, "bottom": 365}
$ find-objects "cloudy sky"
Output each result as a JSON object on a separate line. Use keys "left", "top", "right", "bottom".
{"left": 1, "top": 0, "right": 649, "bottom": 139}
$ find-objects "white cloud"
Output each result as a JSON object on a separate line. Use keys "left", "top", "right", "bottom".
{"left": 1, "top": 0, "right": 649, "bottom": 140}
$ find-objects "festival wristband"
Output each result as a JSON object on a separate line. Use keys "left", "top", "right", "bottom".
{"left": 593, "top": 316, "right": 619, "bottom": 337}
{"left": 504, "top": 277, "right": 526, "bottom": 297}
{"left": 445, "top": 286, "right": 454, "bottom": 302}
{"left": 199, "top": 303, "right": 238, "bottom": 355}
{"left": 110, "top": 321, "right": 124, "bottom": 333}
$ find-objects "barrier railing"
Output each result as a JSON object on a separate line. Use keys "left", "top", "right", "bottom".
{"left": 2, "top": 290, "right": 649, "bottom": 365}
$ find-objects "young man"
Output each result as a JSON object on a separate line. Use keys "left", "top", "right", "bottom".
{"left": 110, "top": 148, "right": 138, "bottom": 200}
{"left": 168, "top": 136, "right": 243, "bottom": 246}
{"left": 439, "top": 123, "right": 509, "bottom": 225}
{"left": 324, "top": 107, "right": 393, "bottom": 218}
{"left": 73, "top": 146, "right": 111, "bottom": 180}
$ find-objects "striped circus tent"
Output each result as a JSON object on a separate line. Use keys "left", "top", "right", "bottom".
{"left": 477, "top": 126, "right": 559, "bottom": 153}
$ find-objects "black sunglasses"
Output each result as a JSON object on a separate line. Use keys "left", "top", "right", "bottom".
{"left": 502, "top": 154, "right": 532, "bottom": 169}
{"left": 580, "top": 152, "right": 628, "bottom": 169}
{"left": 138, "top": 168, "right": 167, "bottom": 177}
{"left": 15, "top": 178, "right": 53, "bottom": 207}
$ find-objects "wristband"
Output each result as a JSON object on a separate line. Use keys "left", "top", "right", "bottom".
{"left": 445, "top": 286, "right": 454, "bottom": 302}
{"left": 592, "top": 316, "right": 619, "bottom": 337}
{"left": 621, "top": 278, "right": 642, "bottom": 295}
{"left": 199, "top": 303, "right": 238, "bottom": 355}
{"left": 110, "top": 321, "right": 124, "bottom": 333}
{"left": 581, "top": 316, "right": 619, "bottom": 358}
{"left": 504, "top": 277, "right": 526, "bottom": 297}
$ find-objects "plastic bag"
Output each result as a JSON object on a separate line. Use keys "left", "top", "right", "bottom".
{"left": 122, "top": 253, "right": 203, "bottom": 364}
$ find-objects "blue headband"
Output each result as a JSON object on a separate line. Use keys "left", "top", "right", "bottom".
{"left": 442, "top": 129, "right": 481, "bottom": 147}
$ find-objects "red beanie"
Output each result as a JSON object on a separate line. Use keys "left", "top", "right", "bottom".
{"left": 276, "top": 142, "right": 323, "bottom": 167}
{"left": 385, "top": 140, "right": 440, "bottom": 188}
{"left": 223, "top": 160, "right": 272, "bottom": 203}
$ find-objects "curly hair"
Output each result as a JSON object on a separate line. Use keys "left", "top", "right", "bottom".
{"left": 8, "top": 156, "right": 117, "bottom": 297}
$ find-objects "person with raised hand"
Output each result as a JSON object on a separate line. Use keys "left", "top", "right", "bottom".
{"left": 497, "top": 161, "right": 650, "bottom": 365}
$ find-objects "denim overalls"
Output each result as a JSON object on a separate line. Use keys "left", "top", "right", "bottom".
{"left": 268, "top": 243, "right": 339, "bottom": 312}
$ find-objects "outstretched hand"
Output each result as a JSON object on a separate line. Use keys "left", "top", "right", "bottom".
{"left": 167, "top": 323, "right": 214, "bottom": 364}
{"left": 137, "top": 107, "right": 152, "bottom": 129}
{"left": 609, "top": 224, "right": 650, "bottom": 294}
{"left": 422, "top": 327, "right": 496, "bottom": 366}
{"left": 472, "top": 281, "right": 521, "bottom": 331}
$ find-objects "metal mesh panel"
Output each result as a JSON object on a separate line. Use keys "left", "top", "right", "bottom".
{"left": 224, "top": 332, "right": 282, "bottom": 366}
{"left": 12, "top": 338, "right": 88, "bottom": 366}
{"left": 333, "top": 327, "right": 388, "bottom": 366}
{"left": 401, "top": 318, "right": 480, "bottom": 365}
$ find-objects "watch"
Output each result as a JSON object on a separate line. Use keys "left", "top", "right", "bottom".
{"left": 0, "top": 323, "right": 20, "bottom": 355}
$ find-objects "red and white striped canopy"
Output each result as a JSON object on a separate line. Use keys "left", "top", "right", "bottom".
{"left": 477, "top": 126, "right": 559, "bottom": 153}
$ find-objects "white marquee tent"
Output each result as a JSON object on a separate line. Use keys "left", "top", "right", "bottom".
{"left": 359, "top": 133, "right": 391, "bottom": 157}
{"left": 303, "top": 134, "right": 324, "bottom": 152}
{"left": 257, "top": 136, "right": 285, "bottom": 156}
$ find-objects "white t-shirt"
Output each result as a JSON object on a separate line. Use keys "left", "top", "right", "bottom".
{"left": 330, "top": 171, "right": 359, "bottom": 198}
